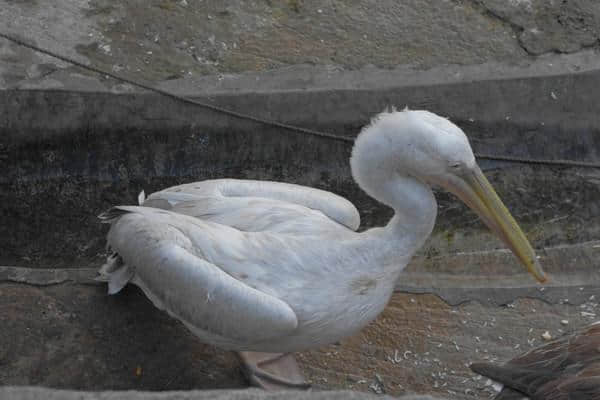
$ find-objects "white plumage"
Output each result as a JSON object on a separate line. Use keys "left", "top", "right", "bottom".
{"left": 99, "top": 109, "right": 545, "bottom": 355}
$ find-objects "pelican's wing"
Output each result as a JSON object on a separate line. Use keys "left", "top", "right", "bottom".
{"left": 143, "top": 179, "right": 361, "bottom": 231}
{"left": 100, "top": 206, "right": 298, "bottom": 345}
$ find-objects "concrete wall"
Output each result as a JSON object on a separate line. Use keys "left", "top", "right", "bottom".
{"left": 2, "top": 61, "right": 600, "bottom": 282}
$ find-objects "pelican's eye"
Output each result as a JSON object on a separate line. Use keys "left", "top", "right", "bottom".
{"left": 449, "top": 162, "right": 462, "bottom": 170}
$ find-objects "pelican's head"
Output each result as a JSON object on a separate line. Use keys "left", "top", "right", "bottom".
{"left": 353, "top": 109, "right": 547, "bottom": 283}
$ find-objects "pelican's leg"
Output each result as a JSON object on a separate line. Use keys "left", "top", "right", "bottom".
{"left": 237, "top": 351, "right": 310, "bottom": 390}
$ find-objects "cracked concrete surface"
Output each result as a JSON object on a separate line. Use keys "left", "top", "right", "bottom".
{"left": 1, "top": 0, "right": 599, "bottom": 88}
{"left": 478, "top": 0, "right": 600, "bottom": 55}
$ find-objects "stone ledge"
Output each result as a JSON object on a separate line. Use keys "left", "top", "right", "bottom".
{"left": 0, "top": 387, "right": 445, "bottom": 400}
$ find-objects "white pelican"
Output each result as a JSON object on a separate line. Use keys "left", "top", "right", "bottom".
{"left": 99, "top": 109, "right": 546, "bottom": 389}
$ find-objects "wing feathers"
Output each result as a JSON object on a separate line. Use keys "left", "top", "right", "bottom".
{"left": 103, "top": 207, "right": 298, "bottom": 344}
{"left": 145, "top": 179, "right": 361, "bottom": 231}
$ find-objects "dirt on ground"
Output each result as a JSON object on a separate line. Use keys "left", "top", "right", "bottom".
{"left": 1, "top": 279, "right": 597, "bottom": 399}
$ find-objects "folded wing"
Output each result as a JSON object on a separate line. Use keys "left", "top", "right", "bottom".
{"left": 142, "top": 179, "right": 361, "bottom": 232}
{"left": 100, "top": 206, "right": 298, "bottom": 347}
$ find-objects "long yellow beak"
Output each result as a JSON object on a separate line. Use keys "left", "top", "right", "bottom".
{"left": 444, "top": 165, "right": 547, "bottom": 283}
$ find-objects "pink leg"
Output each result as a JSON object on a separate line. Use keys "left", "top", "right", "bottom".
{"left": 237, "top": 351, "right": 310, "bottom": 390}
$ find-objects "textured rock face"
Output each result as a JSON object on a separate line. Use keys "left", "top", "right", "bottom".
{"left": 3, "top": 0, "right": 600, "bottom": 88}
{"left": 480, "top": 0, "right": 600, "bottom": 54}
{"left": 0, "top": 0, "right": 525, "bottom": 86}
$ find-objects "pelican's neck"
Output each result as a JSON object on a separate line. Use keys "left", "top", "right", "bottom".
{"left": 360, "top": 172, "right": 437, "bottom": 251}
{"left": 383, "top": 176, "right": 437, "bottom": 244}
{"left": 351, "top": 127, "right": 437, "bottom": 253}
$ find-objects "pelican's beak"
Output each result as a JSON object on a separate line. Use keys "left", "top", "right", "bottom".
{"left": 443, "top": 165, "right": 547, "bottom": 283}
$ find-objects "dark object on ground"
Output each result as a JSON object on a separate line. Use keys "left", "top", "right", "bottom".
{"left": 471, "top": 322, "right": 600, "bottom": 400}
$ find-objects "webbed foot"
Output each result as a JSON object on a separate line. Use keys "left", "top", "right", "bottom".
{"left": 238, "top": 351, "right": 310, "bottom": 391}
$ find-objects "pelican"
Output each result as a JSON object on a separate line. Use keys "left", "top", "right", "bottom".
{"left": 98, "top": 109, "right": 546, "bottom": 389}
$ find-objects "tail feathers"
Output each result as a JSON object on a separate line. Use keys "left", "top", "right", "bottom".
{"left": 138, "top": 190, "right": 146, "bottom": 205}
{"left": 98, "top": 205, "right": 145, "bottom": 223}
{"left": 99, "top": 190, "right": 147, "bottom": 222}
{"left": 96, "top": 253, "right": 135, "bottom": 294}
{"left": 98, "top": 206, "right": 130, "bottom": 223}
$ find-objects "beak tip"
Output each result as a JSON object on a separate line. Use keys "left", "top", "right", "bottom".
{"left": 531, "top": 260, "right": 547, "bottom": 283}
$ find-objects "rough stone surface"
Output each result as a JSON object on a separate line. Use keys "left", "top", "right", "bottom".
{"left": 0, "top": 0, "right": 528, "bottom": 86}
{"left": 0, "top": 386, "right": 445, "bottom": 400}
{"left": 480, "top": 0, "right": 600, "bottom": 55}
{"left": 1, "top": 0, "right": 599, "bottom": 89}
